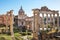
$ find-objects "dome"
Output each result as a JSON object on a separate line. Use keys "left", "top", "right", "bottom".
{"left": 18, "top": 6, "right": 24, "bottom": 14}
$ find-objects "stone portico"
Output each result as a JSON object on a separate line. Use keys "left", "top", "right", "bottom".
{"left": 32, "top": 6, "right": 59, "bottom": 30}
{"left": 32, "top": 6, "right": 59, "bottom": 40}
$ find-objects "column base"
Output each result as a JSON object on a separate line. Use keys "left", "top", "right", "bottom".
{"left": 33, "top": 32, "right": 38, "bottom": 40}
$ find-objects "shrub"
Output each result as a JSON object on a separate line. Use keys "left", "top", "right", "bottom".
{"left": 0, "top": 37, "right": 7, "bottom": 40}
{"left": 7, "top": 32, "right": 11, "bottom": 35}
{"left": 13, "top": 27, "right": 19, "bottom": 33}
{"left": 0, "top": 34, "right": 12, "bottom": 40}
{"left": 14, "top": 33, "right": 21, "bottom": 37}
{"left": 21, "top": 32, "right": 27, "bottom": 36}
{"left": 27, "top": 32, "right": 31, "bottom": 35}
{"left": 48, "top": 25, "right": 50, "bottom": 28}
{"left": 27, "top": 36, "right": 33, "bottom": 40}
{"left": 27, "top": 30, "right": 32, "bottom": 32}
{"left": 15, "top": 36, "right": 23, "bottom": 40}
{"left": 15, "top": 37, "right": 20, "bottom": 40}
{"left": 0, "top": 24, "right": 6, "bottom": 27}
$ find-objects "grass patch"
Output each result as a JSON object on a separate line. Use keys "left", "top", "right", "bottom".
{"left": 0, "top": 34, "right": 12, "bottom": 40}
{"left": 0, "top": 33, "right": 23, "bottom": 40}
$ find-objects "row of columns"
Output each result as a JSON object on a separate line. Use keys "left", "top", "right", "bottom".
{"left": 32, "top": 9, "right": 59, "bottom": 40}
{"left": 40, "top": 13, "right": 59, "bottom": 28}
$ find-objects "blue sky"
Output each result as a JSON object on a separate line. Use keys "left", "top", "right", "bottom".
{"left": 0, "top": 0, "right": 60, "bottom": 16}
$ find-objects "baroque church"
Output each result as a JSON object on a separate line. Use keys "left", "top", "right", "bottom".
{"left": 14, "top": 6, "right": 42, "bottom": 31}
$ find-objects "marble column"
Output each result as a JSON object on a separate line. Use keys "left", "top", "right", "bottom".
{"left": 42, "top": 13, "right": 44, "bottom": 29}
{"left": 53, "top": 14, "right": 55, "bottom": 27}
{"left": 50, "top": 14, "right": 52, "bottom": 27}
{"left": 39, "top": 13, "right": 41, "bottom": 28}
{"left": 5, "top": 13, "right": 8, "bottom": 33}
{"left": 32, "top": 9, "right": 40, "bottom": 40}
{"left": 46, "top": 14, "right": 48, "bottom": 28}
{"left": 57, "top": 13, "right": 59, "bottom": 27}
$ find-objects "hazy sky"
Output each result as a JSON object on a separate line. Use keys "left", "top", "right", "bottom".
{"left": 0, "top": 0, "right": 60, "bottom": 16}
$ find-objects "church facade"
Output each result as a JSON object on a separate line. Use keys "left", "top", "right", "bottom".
{"left": 14, "top": 6, "right": 42, "bottom": 30}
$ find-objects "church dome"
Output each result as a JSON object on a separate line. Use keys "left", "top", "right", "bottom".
{"left": 18, "top": 6, "right": 24, "bottom": 14}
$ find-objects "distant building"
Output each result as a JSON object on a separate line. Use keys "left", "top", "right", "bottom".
{"left": 14, "top": 6, "right": 42, "bottom": 30}
{"left": 0, "top": 14, "right": 10, "bottom": 26}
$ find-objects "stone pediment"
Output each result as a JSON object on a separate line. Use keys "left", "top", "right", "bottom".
{"left": 40, "top": 6, "right": 51, "bottom": 11}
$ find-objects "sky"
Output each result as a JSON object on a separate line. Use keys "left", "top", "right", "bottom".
{"left": 0, "top": 0, "right": 60, "bottom": 17}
